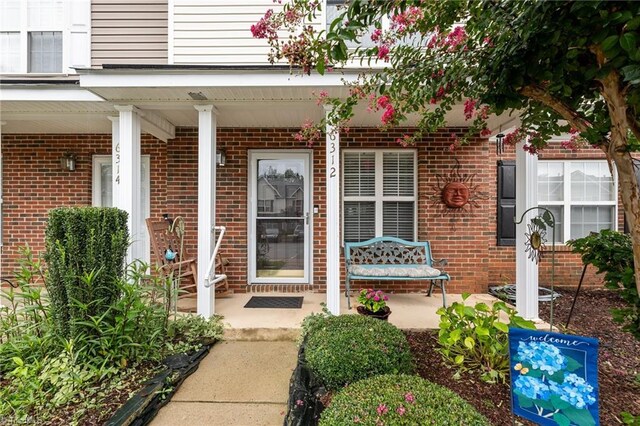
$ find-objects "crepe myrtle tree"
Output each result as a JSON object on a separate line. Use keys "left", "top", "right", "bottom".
{"left": 253, "top": 0, "right": 640, "bottom": 296}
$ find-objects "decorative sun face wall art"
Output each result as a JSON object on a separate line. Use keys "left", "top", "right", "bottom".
{"left": 430, "top": 159, "right": 488, "bottom": 227}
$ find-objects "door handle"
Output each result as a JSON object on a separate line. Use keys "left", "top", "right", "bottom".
{"left": 305, "top": 212, "right": 309, "bottom": 225}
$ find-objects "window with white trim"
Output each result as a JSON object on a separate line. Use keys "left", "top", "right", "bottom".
{"left": 0, "top": 0, "right": 90, "bottom": 74}
{"left": 343, "top": 150, "right": 416, "bottom": 242}
{"left": 538, "top": 160, "right": 617, "bottom": 243}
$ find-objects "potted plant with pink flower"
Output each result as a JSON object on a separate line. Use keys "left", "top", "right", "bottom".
{"left": 356, "top": 288, "right": 391, "bottom": 320}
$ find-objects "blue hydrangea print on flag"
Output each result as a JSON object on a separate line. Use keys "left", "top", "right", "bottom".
{"left": 509, "top": 327, "right": 599, "bottom": 426}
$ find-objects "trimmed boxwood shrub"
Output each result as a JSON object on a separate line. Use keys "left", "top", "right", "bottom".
{"left": 44, "top": 207, "right": 129, "bottom": 338}
{"left": 304, "top": 314, "right": 413, "bottom": 390}
{"left": 320, "top": 374, "right": 490, "bottom": 426}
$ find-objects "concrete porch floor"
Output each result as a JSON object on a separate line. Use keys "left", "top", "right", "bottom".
{"left": 178, "top": 292, "right": 504, "bottom": 340}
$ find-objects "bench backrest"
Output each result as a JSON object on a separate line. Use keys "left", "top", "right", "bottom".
{"left": 345, "top": 237, "right": 434, "bottom": 266}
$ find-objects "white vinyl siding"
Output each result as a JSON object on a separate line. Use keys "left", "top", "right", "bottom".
{"left": 91, "top": 0, "right": 168, "bottom": 66}
{"left": 0, "top": 0, "right": 90, "bottom": 74}
{"left": 343, "top": 150, "right": 417, "bottom": 242}
{"left": 172, "top": 0, "right": 323, "bottom": 65}
{"left": 538, "top": 160, "right": 617, "bottom": 243}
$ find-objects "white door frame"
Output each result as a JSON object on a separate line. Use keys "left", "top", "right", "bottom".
{"left": 247, "top": 150, "right": 313, "bottom": 285}
{"left": 92, "top": 154, "right": 151, "bottom": 264}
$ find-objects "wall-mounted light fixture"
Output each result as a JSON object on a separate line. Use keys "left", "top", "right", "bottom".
{"left": 216, "top": 149, "right": 226, "bottom": 167}
{"left": 60, "top": 152, "right": 77, "bottom": 171}
{"left": 496, "top": 132, "right": 505, "bottom": 155}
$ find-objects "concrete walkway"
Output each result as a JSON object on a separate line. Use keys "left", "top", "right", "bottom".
{"left": 151, "top": 340, "right": 297, "bottom": 426}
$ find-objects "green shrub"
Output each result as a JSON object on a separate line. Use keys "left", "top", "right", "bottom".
{"left": 166, "top": 314, "right": 225, "bottom": 354}
{"left": 319, "top": 374, "right": 490, "bottom": 426}
{"left": 44, "top": 207, "right": 129, "bottom": 338}
{"left": 437, "top": 294, "right": 536, "bottom": 383}
{"left": 304, "top": 314, "right": 413, "bottom": 390}
{"left": 0, "top": 250, "right": 225, "bottom": 422}
{"left": 568, "top": 230, "right": 640, "bottom": 339}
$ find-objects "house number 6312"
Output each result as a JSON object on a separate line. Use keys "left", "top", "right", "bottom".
{"left": 329, "top": 134, "right": 337, "bottom": 178}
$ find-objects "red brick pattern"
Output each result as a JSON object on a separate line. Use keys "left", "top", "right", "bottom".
{"left": 1, "top": 129, "right": 610, "bottom": 294}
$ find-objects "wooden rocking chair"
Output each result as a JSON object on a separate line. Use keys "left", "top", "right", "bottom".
{"left": 146, "top": 217, "right": 197, "bottom": 299}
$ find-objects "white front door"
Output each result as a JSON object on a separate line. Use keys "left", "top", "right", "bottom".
{"left": 248, "top": 151, "right": 311, "bottom": 284}
{"left": 92, "top": 155, "right": 151, "bottom": 263}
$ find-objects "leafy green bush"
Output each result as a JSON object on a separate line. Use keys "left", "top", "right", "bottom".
{"left": 166, "top": 314, "right": 225, "bottom": 354}
{"left": 319, "top": 374, "right": 490, "bottom": 426}
{"left": 304, "top": 314, "right": 413, "bottom": 390}
{"left": 568, "top": 230, "right": 640, "bottom": 339}
{"left": 437, "top": 294, "right": 536, "bottom": 383}
{"left": 0, "top": 249, "right": 224, "bottom": 423}
{"left": 44, "top": 207, "right": 129, "bottom": 338}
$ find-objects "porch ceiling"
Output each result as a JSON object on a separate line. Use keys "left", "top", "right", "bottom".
{"left": 1, "top": 72, "right": 520, "bottom": 134}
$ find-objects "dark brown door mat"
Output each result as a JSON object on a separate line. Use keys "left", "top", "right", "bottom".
{"left": 244, "top": 296, "right": 304, "bottom": 309}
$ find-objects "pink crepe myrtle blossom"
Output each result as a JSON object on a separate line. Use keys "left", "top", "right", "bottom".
{"left": 251, "top": 9, "right": 277, "bottom": 40}
{"left": 295, "top": 399, "right": 304, "bottom": 407}
{"left": 522, "top": 143, "right": 539, "bottom": 155}
{"left": 377, "top": 95, "right": 390, "bottom": 109}
{"left": 315, "top": 90, "right": 329, "bottom": 106}
{"left": 381, "top": 104, "right": 396, "bottom": 124}
{"left": 444, "top": 26, "right": 467, "bottom": 51}
{"left": 390, "top": 6, "right": 424, "bottom": 34}
{"left": 476, "top": 105, "right": 490, "bottom": 120}
{"left": 396, "top": 134, "right": 412, "bottom": 147}
{"left": 376, "top": 404, "right": 389, "bottom": 415}
{"left": 404, "top": 392, "right": 415, "bottom": 404}
{"left": 371, "top": 28, "right": 383, "bottom": 42}
{"left": 377, "top": 44, "right": 391, "bottom": 61}
{"left": 396, "top": 406, "right": 406, "bottom": 416}
{"left": 463, "top": 98, "right": 477, "bottom": 120}
{"left": 480, "top": 127, "right": 492, "bottom": 137}
{"left": 502, "top": 128, "right": 527, "bottom": 147}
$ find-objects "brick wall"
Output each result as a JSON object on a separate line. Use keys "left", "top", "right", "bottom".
{"left": 1, "top": 133, "right": 167, "bottom": 274}
{"left": 1, "top": 128, "right": 612, "bottom": 294}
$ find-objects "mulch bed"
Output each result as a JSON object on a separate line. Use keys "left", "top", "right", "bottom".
{"left": 406, "top": 288, "right": 640, "bottom": 425}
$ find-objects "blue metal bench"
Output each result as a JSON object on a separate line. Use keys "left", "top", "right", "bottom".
{"left": 344, "top": 237, "right": 450, "bottom": 309}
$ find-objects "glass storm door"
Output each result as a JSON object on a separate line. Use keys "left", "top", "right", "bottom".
{"left": 249, "top": 151, "right": 311, "bottom": 284}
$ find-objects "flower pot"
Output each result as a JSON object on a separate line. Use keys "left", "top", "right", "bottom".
{"left": 356, "top": 305, "right": 392, "bottom": 321}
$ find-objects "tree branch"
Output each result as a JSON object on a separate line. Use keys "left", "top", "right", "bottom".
{"left": 518, "top": 84, "right": 591, "bottom": 133}
{"left": 626, "top": 109, "right": 640, "bottom": 142}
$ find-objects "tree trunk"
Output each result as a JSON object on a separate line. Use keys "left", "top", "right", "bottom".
{"left": 610, "top": 150, "right": 640, "bottom": 296}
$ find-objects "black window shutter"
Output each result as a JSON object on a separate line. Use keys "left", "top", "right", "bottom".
{"left": 497, "top": 160, "right": 516, "bottom": 246}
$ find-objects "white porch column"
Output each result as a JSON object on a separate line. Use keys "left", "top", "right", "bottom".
{"left": 324, "top": 108, "right": 341, "bottom": 315}
{"left": 108, "top": 115, "right": 120, "bottom": 202}
{"left": 515, "top": 141, "right": 539, "bottom": 320}
{"left": 113, "top": 106, "right": 143, "bottom": 264}
{"left": 195, "top": 105, "right": 217, "bottom": 318}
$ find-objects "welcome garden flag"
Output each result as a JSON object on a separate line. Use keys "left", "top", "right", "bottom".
{"left": 508, "top": 328, "right": 600, "bottom": 426}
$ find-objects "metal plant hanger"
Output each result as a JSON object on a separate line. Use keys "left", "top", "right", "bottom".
{"left": 514, "top": 207, "right": 556, "bottom": 331}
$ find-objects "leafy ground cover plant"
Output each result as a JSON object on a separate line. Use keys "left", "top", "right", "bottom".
{"left": 304, "top": 314, "right": 413, "bottom": 390}
{"left": 319, "top": 374, "right": 490, "bottom": 426}
{"left": 0, "top": 249, "right": 224, "bottom": 423}
{"left": 568, "top": 230, "right": 640, "bottom": 339}
{"left": 437, "top": 294, "right": 536, "bottom": 383}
